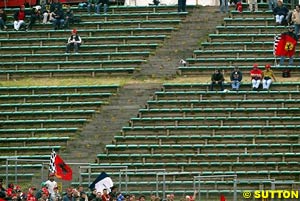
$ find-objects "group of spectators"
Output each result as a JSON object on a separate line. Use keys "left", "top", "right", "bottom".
{"left": 0, "top": 176, "right": 198, "bottom": 201}
{"left": 210, "top": 63, "right": 277, "bottom": 91}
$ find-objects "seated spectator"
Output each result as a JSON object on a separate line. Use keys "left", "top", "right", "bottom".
{"left": 63, "top": 7, "right": 74, "bottom": 29}
{"left": 13, "top": 5, "right": 27, "bottom": 31}
{"left": 66, "top": 29, "right": 82, "bottom": 54}
{"left": 273, "top": 0, "right": 289, "bottom": 25}
{"left": 27, "top": 7, "right": 41, "bottom": 30}
{"left": 250, "top": 63, "right": 262, "bottom": 90}
{"left": 87, "top": 0, "right": 100, "bottom": 14}
{"left": 41, "top": 1, "right": 51, "bottom": 24}
{"left": 248, "top": 0, "right": 258, "bottom": 12}
{"left": 210, "top": 69, "right": 225, "bottom": 91}
{"left": 230, "top": 66, "right": 243, "bottom": 91}
{"left": 50, "top": 0, "right": 62, "bottom": 13}
{"left": 262, "top": 64, "right": 277, "bottom": 90}
{"left": 0, "top": 8, "right": 7, "bottom": 31}
{"left": 52, "top": 6, "right": 64, "bottom": 30}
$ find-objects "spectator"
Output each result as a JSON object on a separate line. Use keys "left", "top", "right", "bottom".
{"left": 52, "top": 6, "right": 64, "bottom": 30}
{"left": 63, "top": 7, "right": 74, "bottom": 29}
{"left": 138, "top": 195, "right": 145, "bottom": 201}
{"left": 41, "top": 1, "right": 51, "bottom": 24}
{"left": 66, "top": 29, "right": 82, "bottom": 54}
{"left": 13, "top": 5, "right": 27, "bottom": 31}
{"left": 178, "top": 0, "right": 186, "bottom": 12}
{"left": 292, "top": 5, "right": 300, "bottom": 36}
{"left": 0, "top": 191, "right": 5, "bottom": 201}
{"left": 185, "top": 190, "right": 196, "bottom": 201}
{"left": 230, "top": 66, "right": 243, "bottom": 91}
{"left": 262, "top": 64, "right": 277, "bottom": 90}
{"left": 27, "top": 7, "right": 41, "bottom": 30}
{"left": 0, "top": 179, "right": 5, "bottom": 192}
{"left": 99, "top": 0, "right": 109, "bottom": 14}
{"left": 268, "top": 0, "right": 277, "bottom": 10}
{"left": 52, "top": 187, "right": 62, "bottom": 201}
{"left": 109, "top": 186, "right": 117, "bottom": 201}
{"left": 273, "top": 0, "right": 289, "bottom": 25}
{"left": 62, "top": 188, "right": 74, "bottom": 201}
{"left": 88, "top": 188, "right": 97, "bottom": 201}
{"left": 50, "top": 0, "right": 62, "bottom": 13}
{"left": 278, "top": 26, "right": 297, "bottom": 66}
{"left": 45, "top": 173, "right": 57, "bottom": 201}
{"left": 248, "top": 0, "right": 258, "bottom": 12}
{"left": 250, "top": 64, "right": 262, "bottom": 90}
{"left": 210, "top": 69, "right": 225, "bottom": 91}
{"left": 27, "top": 187, "right": 37, "bottom": 201}
{"left": 87, "top": 0, "right": 100, "bottom": 14}
{"left": 101, "top": 189, "right": 110, "bottom": 201}
{"left": 0, "top": 9, "right": 7, "bottom": 31}
{"left": 219, "top": 0, "right": 228, "bottom": 13}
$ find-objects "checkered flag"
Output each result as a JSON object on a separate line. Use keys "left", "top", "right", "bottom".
{"left": 49, "top": 150, "right": 56, "bottom": 173}
{"left": 273, "top": 34, "right": 281, "bottom": 56}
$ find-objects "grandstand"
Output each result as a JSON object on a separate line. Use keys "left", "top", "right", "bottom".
{"left": 1, "top": 0, "right": 300, "bottom": 200}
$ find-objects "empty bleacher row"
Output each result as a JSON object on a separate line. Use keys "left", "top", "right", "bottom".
{"left": 0, "top": 84, "right": 119, "bottom": 181}
{"left": 0, "top": 6, "right": 188, "bottom": 80}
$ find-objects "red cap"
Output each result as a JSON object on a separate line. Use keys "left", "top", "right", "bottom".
{"left": 72, "top": 29, "right": 77, "bottom": 34}
{"left": 253, "top": 63, "right": 258, "bottom": 68}
{"left": 265, "top": 64, "right": 271, "bottom": 68}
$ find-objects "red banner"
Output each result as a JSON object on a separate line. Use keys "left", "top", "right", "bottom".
{"left": 275, "top": 33, "right": 297, "bottom": 57}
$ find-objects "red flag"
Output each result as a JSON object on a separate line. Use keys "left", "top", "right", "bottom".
{"left": 275, "top": 33, "right": 297, "bottom": 57}
{"left": 220, "top": 194, "right": 226, "bottom": 201}
{"left": 54, "top": 154, "right": 72, "bottom": 181}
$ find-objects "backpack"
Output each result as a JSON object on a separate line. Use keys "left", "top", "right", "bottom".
{"left": 282, "top": 69, "right": 291, "bottom": 78}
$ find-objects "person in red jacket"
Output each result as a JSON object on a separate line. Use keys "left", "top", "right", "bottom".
{"left": 13, "top": 5, "right": 27, "bottom": 31}
{"left": 249, "top": 63, "right": 262, "bottom": 90}
{"left": 26, "top": 187, "right": 37, "bottom": 201}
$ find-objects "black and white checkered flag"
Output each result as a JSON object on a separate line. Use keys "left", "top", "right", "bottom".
{"left": 49, "top": 150, "right": 57, "bottom": 173}
{"left": 273, "top": 34, "right": 281, "bottom": 56}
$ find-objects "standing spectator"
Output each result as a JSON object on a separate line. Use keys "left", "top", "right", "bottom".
{"left": 292, "top": 5, "right": 300, "bottom": 36}
{"left": 66, "top": 29, "right": 82, "bottom": 54}
{"left": 273, "top": 0, "right": 289, "bottom": 25}
{"left": 13, "top": 5, "right": 27, "bottom": 31}
{"left": 262, "top": 64, "right": 277, "bottom": 90}
{"left": 52, "top": 187, "right": 62, "bottom": 201}
{"left": 210, "top": 69, "right": 225, "bottom": 91}
{"left": 0, "top": 179, "right": 5, "bottom": 192}
{"left": 178, "top": 0, "right": 186, "bottom": 12}
{"left": 27, "top": 187, "right": 37, "bottom": 201}
{"left": 88, "top": 189, "right": 97, "bottom": 201}
{"left": 220, "top": 0, "right": 228, "bottom": 13}
{"left": 248, "top": 0, "right": 258, "bottom": 12}
{"left": 52, "top": 6, "right": 64, "bottom": 30}
{"left": 230, "top": 66, "right": 243, "bottom": 91}
{"left": 278, "top": 26, "right": 297, "bottom": 66}
{"left": 250, "top": 64, "right": 262, "bottom": 90}
{"left": 268, "top": 0, "right": 277, "bottom": 10}
{"left": 63, "top": 188, "right": 75, "bottom": 201}
{"left": 101, "top": 189, "right": 110, "bottom": 201}
{"left": 109, "top": 186, "right": 117, "bottom": 201}
{"left": 0, "top": 9, "right": 7, "bottom": 31}
{"left": 45, "top": 173, "right": 57, "bottom": 201}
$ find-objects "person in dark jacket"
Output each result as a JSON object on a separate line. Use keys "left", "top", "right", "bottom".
{"left": 0, "top": 8, "right": 7, "bottom": 30}
{"left": 27, "top": 7, "right": 41, "bottom": 30}
{"left": 52, "top": 6, "right": 64, "bottom": 30}
{"left": 273, "top": 0, "right": 289, "bottom": 25}
{"left": 230, "top": 66, "right": 243, "bottom": 90}
{"left": 210, "top": 69, "right": 225, "bottom": 91}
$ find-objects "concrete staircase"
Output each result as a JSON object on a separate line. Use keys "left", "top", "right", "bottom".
{"left": 136, "top": 6, "right": 227, "bottom": 78}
